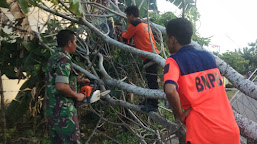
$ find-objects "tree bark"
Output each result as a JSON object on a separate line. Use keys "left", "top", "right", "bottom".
{"left": 234, "top": 112, "right": 257, "bottom": 141}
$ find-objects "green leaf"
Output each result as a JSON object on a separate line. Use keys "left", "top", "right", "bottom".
{"left": 18, "top": 0, "right": 29, "bottom": 14}
{"left": 23, "top": 53, "right": 35, "bottom": 70}
{"left": 0, "top": 0, "right": 8, "bottom": 8}
{"left": 69, "top": 0, "right": 84, "bottom": 18}
{"left": 51, "top": 0, "right": 59, "bottom": 5}
{"left": 22, "top": 41, "right": 32, "bottom": 51}
{"left": 34, "top": 64, "right": 41, "bottom": 72}
{"left": 2, "top": 68, "right": 17, "bottom": 79}
{"left": 1, "top": 30, "right": 11, "bottom": 40}
{"left": 41, "top": 48, "right": 47, "bottom": 53}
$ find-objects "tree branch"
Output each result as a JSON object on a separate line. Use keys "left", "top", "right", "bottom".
{"left": 151, "top": 23, "right": 167, "bottom": 59}
{"left": 98, "top": 53, "right": 165, "bottom": 99}
{"left": 102, "top": 94, "right": 179, "bottom": 131}
{"left": 139, "top": 0, "right": 146, "bottom": 10}
{"left": 182, "top": 0, "right": 185, "bottom": 18}
{"left": 83, "top": 1, "right": 124, "bottom": 17}
{"left": 36, "top": 3, "right": 166, "bottom": 67}
{"left": 234, "top": 111, "right": 257, "bottom": 141}
{"left": 85, "top": 117, "right": 104, "bottom": 143}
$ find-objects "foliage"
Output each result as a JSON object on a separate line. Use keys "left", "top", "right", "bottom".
{"left": 102, "top": 130, "right": 139, "bottom": 144}
{"left": 0, "top": 0, "right": 8, "bottom": 8}
{"left": 68, "top": 0, "right": 84, "bottom": 17}
{"left": 1, "top": 24, "right": 52, "bottom": 126}
{"left": 158, "top": 101, "right": 176, "bottom": 122}
{"left": 150, "top": 12, "right": 177, "bottom": 26}
{"left": 219, "top": 52, "right": 249, "bottom": 75}
{"left": 218, "top": 39, "right": 257, "bottom": 75}
{"left": 238, "top": 40, "right": 257, "bottom": 73}
{"left": 18, "top": 0, "right": 29, "bottom": 14}
{"left": 1, "top": 125, "right": 50, "bottom": 143}
{"left": 150, "top": 11, "right": 210, "bottom": 46}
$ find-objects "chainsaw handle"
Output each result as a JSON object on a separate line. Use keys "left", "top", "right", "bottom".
{"left": 83, "top": 97, "right": 89, "bottom": 103}
{"left": 80, "top": 85, "right": 94, "bottom": 98}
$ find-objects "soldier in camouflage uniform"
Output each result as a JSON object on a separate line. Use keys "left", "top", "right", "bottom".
{"left": 45, "top": 29, "right": 89, "bottom": 144}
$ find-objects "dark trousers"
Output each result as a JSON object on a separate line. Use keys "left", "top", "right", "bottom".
{"left": 144, "top": 59, "right": 159, "bottom": 106}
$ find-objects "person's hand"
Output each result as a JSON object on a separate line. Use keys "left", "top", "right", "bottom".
{"left": 78, "top": 78, "right": 90, "bottom": 86}
{"left": 180, "top": 107, "right": 192, "bottom": 124}
{"left": 76, "top": 93, "right": 85, "bottom": 102}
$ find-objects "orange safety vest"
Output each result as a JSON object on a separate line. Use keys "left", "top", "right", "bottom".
{"left": 164, "top": 45, "right": 240, "bottom": 144}
{"left": 122, "top": 19, "right": 159, "bottom": 61}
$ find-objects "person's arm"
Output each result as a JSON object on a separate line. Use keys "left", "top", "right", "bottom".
{"left": 54, "top": 55, "right": 84, "bottom": 102}
{"left": 56, "top": 83, "right": 84, "bottom": 101}
{"left": 164, "top": 58, "right": 191, "bottom": 123}
{"left": 164, "top": 83, "right": 191, "bottom": 123}
{"left": 78, "top": 78, "right": 90, "bottom": 86}
{"left": 121, "top": 24, "right": 137, "bottom": 43}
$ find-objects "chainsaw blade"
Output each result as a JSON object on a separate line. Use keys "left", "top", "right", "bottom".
{"left": 90, "top": 90, "right": 111, "bottom": 103}
{"left": 100, "top": 90, "right": 111, "bottom": 97}
{"left": 90, "top": 90, "right": 101, "bottom": 103}
{"left": 80, "top": 90, "right": 111, "bottom": 106}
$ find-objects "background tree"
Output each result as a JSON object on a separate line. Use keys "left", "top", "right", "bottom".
{"left": 219, "top": 52, "right": 249, "bottom": 75}
{"left": 238, "top": 40, "right": 257, "bottom": 73}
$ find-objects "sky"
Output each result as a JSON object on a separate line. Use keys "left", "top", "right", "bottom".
{"left": 157, "top": 0, "right": 257, "bottom": 53}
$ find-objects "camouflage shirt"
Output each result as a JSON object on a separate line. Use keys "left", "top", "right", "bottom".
{"left": 45, "top": 48, "right": 78, "bottom": 118}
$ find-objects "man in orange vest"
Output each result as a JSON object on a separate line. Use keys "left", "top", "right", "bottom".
{"left": 164, "top": 18, "right": 240, "bottom": 143}
{"left": 121, "top": 6, "right": 159, "bottom": 111}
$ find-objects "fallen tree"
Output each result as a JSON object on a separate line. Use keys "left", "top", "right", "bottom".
{"left": 1, "top": 0, "right": 257, "bottom": 143}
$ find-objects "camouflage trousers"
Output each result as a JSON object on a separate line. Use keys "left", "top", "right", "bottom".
{"left": 48, "top": 111, "right": 81, "bottom": 144}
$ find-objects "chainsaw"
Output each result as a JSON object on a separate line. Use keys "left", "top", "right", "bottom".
{"left": 80, "top": 80, "right": 110, "bottom": 104}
